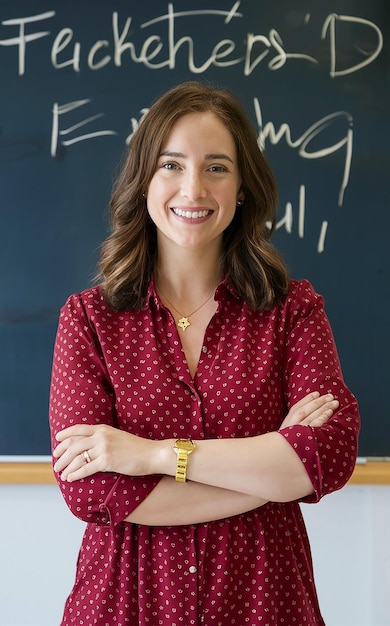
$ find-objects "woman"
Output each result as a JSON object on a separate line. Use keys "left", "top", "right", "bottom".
{"left": 50, "top": 81, "right": 360, "bottom": 625}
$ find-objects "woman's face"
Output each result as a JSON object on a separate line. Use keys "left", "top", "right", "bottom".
{"left": 146, "top": 112, "right": 243, "bottom": 254}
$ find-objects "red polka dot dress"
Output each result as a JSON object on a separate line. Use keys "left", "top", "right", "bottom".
{"left": 49, "top": 278, "right": 360, "bottom": 625}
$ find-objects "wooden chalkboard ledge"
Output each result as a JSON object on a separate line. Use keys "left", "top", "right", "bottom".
{"left": 0, "top": 462, "right": 56, "bottom": 484}
{"left": 348, "top": 460, "right": 390, "bottom": 485}
{"left": 0, "top": 461, "right": 390, "bottom": 485}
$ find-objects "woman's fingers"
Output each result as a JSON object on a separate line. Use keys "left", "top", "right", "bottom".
{"left": 306, "top": 406, "right": 336, "bottom": 427}
{"left": 55, "top": 423, "right": 97, "bottom": 442}
{"left": 53, "top": 425, "right": 101, "bottom": 478}
{"left": 53, "top": 437, "right": 93, "bottom": 478}
{"left": 289, "top": 391, "right": 320, "bottom": 410}
{"left": 59, "top": 450, "right": 97, "bottom": 482}
{"left": 281, "top": 393, "right": 339, "bottom": 428}
{"left": 299, "top": 399, "right": 339, "bottom": 426}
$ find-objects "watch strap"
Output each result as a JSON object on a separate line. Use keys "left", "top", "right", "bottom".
{"left": 173, "top": 439, "right": 196, "bottom": 482}
{"left": 175, "top": 449, "right": 190, "bottom": 483}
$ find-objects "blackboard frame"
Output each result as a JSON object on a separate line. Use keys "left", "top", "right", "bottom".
{"left": 1, "top": 0, "right": 389, "bottom": 460}
{"left": 1, "top": 462, "right": 389, "bottom": 484}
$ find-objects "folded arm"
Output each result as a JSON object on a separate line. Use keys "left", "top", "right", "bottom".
{"left": 54, "top": 392, "right": 337, "bottom": 525}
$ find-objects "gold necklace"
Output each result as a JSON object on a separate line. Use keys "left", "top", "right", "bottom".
{"left": 158, "top": 289, "right": 216, "bottom": 332}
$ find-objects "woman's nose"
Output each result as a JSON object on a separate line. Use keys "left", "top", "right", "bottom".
{"left": 181, "top": 171, "right": 206, "bottom": 200}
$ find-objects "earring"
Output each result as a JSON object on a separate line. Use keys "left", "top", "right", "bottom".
{"left": 236, "top": 199, "right": 244, "bottom": 207}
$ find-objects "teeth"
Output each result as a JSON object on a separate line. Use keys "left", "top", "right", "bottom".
{"left": 172, "top": 208, "right": 210, "bottom": 218}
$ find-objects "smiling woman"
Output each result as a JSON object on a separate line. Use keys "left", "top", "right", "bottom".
{"left": 49, "top": 81, "right": 359, "bottom": 625}
{"left": 145, "top": 111, "right": 243, "bottom": 256}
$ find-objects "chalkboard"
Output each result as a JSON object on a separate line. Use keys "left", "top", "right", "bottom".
{"left": 1, "top": 0, "right": 388, "bottom": 457}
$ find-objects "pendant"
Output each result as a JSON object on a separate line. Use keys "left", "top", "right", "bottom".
{"left": 177, "top": 316, "right": 191, "bottom": 331}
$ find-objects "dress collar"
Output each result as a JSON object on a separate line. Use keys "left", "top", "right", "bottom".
{"left": 146, "top": 275, "right": 241, "bottom": 312}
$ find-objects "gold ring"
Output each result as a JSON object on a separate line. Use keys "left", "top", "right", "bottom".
{"left": 81, "top": 450, "right": 92, "bottom": 464}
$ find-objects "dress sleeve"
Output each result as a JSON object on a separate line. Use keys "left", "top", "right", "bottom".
{"left": 278, "top": 280, "right": 360, "bottom": 503}
{"left": 49, "top": 292, "right": 161, "bottom": 526}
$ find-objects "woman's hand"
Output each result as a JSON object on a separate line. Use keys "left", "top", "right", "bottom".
{"left": 53, "top": 424, "right": 158, "bottom": 482}
{"left": 280, "top": 391, "right": 339, "bottom": 429}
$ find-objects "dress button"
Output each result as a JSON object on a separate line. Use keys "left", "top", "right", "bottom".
{"left": 202, "top": 346, "right": 207, "bottom": 353}
{"left": 189, "top": 565, "right": 197, "bottom": 574}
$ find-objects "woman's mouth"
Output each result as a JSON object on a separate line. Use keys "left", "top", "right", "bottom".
{"left": 171, "top": 208, "right": 212, "bottom": 219}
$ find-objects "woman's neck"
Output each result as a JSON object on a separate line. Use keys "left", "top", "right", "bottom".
{"left": 155, "top": 246, "right": 222, "bottom": 303}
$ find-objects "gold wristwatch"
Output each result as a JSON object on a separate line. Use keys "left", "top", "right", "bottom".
{"left": 173, "top": 438, "right": 196, "bottom": 482}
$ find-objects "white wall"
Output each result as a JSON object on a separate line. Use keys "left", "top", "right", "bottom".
{"left": 0, "top": 484, "right": 389, "bottom": 626}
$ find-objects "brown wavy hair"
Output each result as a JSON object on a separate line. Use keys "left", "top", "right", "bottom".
{"left": 98, "top": 81, "right": 289, "bottom": 310}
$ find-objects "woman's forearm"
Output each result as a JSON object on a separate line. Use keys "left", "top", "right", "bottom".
{"left": 125, "top": 476, "right": 267, "bottom": 525}
{"left": 127, "top": 428, "right": 315, "bottom": 526}
{"left": 151, "top": 431, "right": 315, "bottom": 503}
{"left": 145, "top": 393, "right": 346, "bottom": 504}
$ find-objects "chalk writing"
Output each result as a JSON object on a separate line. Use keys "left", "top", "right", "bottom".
{"left": 0, "top": 4, "right": 383, "bottom": 77}
{"left": 0, "top": 11, "right": 54, "bottom": 75}
{"left": 322, "top": 13, "right": 383, "bottom": 77}
{"left": 254, "top": 99, "right": 353, "bottom": 208}
{"left": 51, "top": 100, "right": 117, "bottom": 157}
{"left": 268, "top": 186, "right": 329, "bottom": 254}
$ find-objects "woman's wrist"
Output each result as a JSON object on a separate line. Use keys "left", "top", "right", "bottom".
{"left": 150, "top": 438, "right": 177, "bottom": 476}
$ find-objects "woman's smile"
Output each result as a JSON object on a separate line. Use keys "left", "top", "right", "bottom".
{"left": 170, "top": 206, "right": 213, "bottom": 220}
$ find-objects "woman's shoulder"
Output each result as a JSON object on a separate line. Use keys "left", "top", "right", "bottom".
{"left": 62, "top": 285, "right": 104, "bottom": 311}
{"left": 60, "top": 285, "right": 121, "bottom": 323}
{"left": 279, "top": 278, "right": 325, "bottom": 322}
{"left": 286, "top": 278, "right": 321, "bottom": 303}
{"left": 60, "top": 284, "right": 150, "bottom": 322}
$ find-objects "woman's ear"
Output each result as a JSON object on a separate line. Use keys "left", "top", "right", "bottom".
{"left": 236, "top": 192, "right": 245, "bottom": 207}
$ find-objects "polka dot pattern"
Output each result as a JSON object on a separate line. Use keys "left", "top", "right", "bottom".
{"left": 49, "top": 278, "right": 360, "bottom": 625}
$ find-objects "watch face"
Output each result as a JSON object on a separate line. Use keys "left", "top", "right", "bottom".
{"left": 175, "top": 439, "right": 196, "bottom": 451}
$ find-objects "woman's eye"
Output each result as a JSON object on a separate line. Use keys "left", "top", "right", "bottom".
{"left": 209, "top": 165, "right": 227, "bottom": 173}
{"left": 161, "top": 162, "right": 179, "bottom": 170}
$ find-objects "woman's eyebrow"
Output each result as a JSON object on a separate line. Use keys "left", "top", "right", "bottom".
{"left": 159, "top": 151, "right": 234, "bottom": 163}
{"left": 205, "top": 153, "right": 234, "bottom": 163}
{"left": 159, "top": 151, "right": 185, "bottom": 158}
